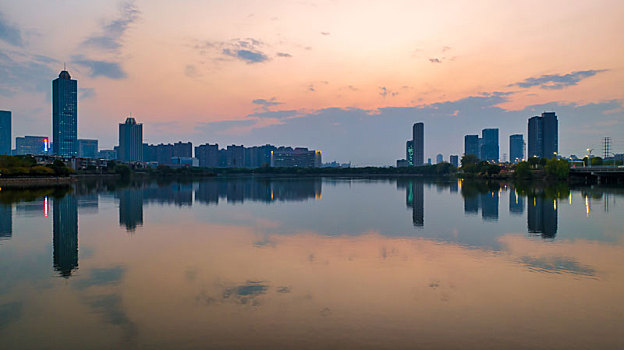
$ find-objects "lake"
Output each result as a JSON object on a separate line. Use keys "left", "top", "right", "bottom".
{"left": 1, "top": 177, "right": 623, "bottom": 349}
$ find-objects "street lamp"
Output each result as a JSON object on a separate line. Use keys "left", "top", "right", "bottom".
{"left": 586, "top": 148, "right": 593, "bottom": 168}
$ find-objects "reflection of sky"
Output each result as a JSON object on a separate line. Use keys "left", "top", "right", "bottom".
{"left": 0, "top": 179, "right": 624, "bottom": 349}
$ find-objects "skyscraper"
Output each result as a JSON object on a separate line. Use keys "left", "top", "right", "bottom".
{"left": 436, "top": 153, "right": 443, "bottom": 164}
{"left": 509, "top": 134, "right": 524, "bottom": 163}
{"left": 464, "top": 134, "right": 480, "bottom": 158}
{"left": 449, "top": 155, "right": 459, "bottom": 167}
{"left": 52, "top": 69, "right": 78, "bottom": 157}
{"left": 118, "top": 117, "right": 143, "bottom": 162}
{"left": 0, "top": 110, "right": 11, "bottom": 155}
{"left": 528, "top": 112, "right": 558, "bottom": 158}
{"left": 480, "top": 128, "right": 499, "bottom": 162}
{"left": 412, "top": 122, "right": 424, "bottom": 166}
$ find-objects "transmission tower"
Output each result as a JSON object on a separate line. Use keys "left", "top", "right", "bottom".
{"left": 603, "top": 137, "right": 611, "bottom": 158}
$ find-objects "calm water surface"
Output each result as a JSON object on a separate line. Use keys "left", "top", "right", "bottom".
{"left": 1, "top": 177, "right": 623, "bottom": 349}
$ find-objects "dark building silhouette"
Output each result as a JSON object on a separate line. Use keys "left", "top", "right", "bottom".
{"left": 271, "top": 147, "right": 321, "bottom": 167}
{"left": 527, "top": 195, "right": 558, "bottom": 239}
{"left": 53, "top": 195, "right": 78, "bottom": 277}
{"left": 244, "top": 144, "right": 276, "bottom": 168}
{"left": 509, "top": 134, "right": 524, "bottom": 163}
{"left": 412, "top": 122, "right": 424, "bottom": 166}
{"left": 118, "top": 188, "right": 144, "bottom": 232}
{"left": 195, "top": 143, "right": 219, "bottom": 167}
{"left": 118, "top": 117, "right": 143, "bottom": 161}
{"left": 52, "top": 69, "right": 78, "bottom": 157}
{"left": 509, "top": 191, "right": 524, "bottom": 215}
{"left": 0, "top": 110, "right": 11, "bottom": 155}
{"left": 480, "top": 128, "right": 499, "bottom": 162}
{"left": 173, "top": 141, "right": 192, "bottom": 158}
{"left": 0, "top": 204, "right": 12, "bottom": 239}
{"left": 464, "top": 134, "right": 479, "bottom": 158}
{"left": 528, "top": 112, "right": 558, "bottom": 158}
{"left": 226, "top": 145, "right": 245, "bottom": 167}
{"left": 450, "top": 155, "right": 459, "bottom": 167}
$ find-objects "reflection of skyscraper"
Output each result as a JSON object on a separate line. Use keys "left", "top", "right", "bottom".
{"left": 404, "top": 180, "right": 424, "bottom": 226}
{"left": 53, "top": 195, "right": 78, "bottom": 277}
{"left": 0, "top": 204, "right": 12, "bottom": 239}
{"left": 118, "top": 188, "right": 144, "bottom": 232}
{"left": 527, "top": 195, "right": 558, "bottom": 239}
{"left": 480, "top": 191, "right": 499, "bottom": 221}
{"left": 464, "top": 196, "right": 479, "bottom": 214}
{"left": 509, "top": 191, "right": 524, "bottom": 215}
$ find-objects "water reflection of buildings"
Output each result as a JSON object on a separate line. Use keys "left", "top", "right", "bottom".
{"left": 527, "top": 195, "right": 558, "bottom": 239}
{"left": 0, "top": 204, "right": 12, "bottom": 239}
{"left": 509, "top": 191, "right": 524, "bottom": 215}
{"left": 116, "top": 179, "right": 322, "bottom": 232}
{"left": 118, "top": 188, "right": 144, "bottom": 232}
{"left": 195, "top": 179, "right": 322, "bottom": 205}
{"left": 53, "top": 195, "right": 78, "bottom": 277}
{"left": 462, "top": 190, "right": 499, "bottom": 221}
{"left": 397, "top": 180, "right": 424, "bottom": 227}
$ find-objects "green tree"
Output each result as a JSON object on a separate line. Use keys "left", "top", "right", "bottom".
{"left": 513, "top": 161, "right": 531, "bottom": 179}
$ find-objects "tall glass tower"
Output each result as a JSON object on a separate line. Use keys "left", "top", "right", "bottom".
{"left": 0, "top": 110, "right": 11, "bottom": 155}
{"left": 52, "top": 70, "right": 78, "bottom": 157}
{"left": 412, "top": 122, "right": 424, "bottom": 166}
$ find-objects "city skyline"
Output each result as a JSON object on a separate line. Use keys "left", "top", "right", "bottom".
{"left": 0, "top": 1, "right": 623, "bottom": 164}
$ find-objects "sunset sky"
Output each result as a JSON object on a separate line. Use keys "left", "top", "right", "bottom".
{"left": 0, "top": 0, "right": 622, "bottom": 165}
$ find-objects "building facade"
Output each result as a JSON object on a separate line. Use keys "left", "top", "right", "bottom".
{"left": 406, "top": 140, "right": 414, "bottom": 166}
{"left": 15, "top": 136, "right": 49, "bottom": 155}
{"left": 0, "top": 110, "right": 11, "bottom": 155}
{"left": 195, "top": 143, "right": 219, "bottom": 167}
{"left": 528, "top": 112, "right": 558, "bottom": 159}
{"left": 464, "top": 135, "right": 480, "bottom": 158}
{"left": 118, "top": 117, "right": 143, "bottom": 162}
{"left": 436, "top": 153, "right": 443, "bottom": 164}
{"left": 77, "top": 139, "right": 98, "bottom": 158}
{"left": 509, "top": 134, "right": 524, "bottom": 163}
{"left": 173, "top": 141, "right": 192, "bottom": 158}
{"left": 52, "top": 70, "right": 78, "bottom": 157}
{"left": 412, "top": 122, "right": 424, "bottom": 166}
{"left": 450, "top": 155, "right": 459, "bottom": 167}
{"left": 271, "top": 147, "right": 320, "bottom": 167}
{"left": 480, "top": 128, "right": 499, "bottom": 162}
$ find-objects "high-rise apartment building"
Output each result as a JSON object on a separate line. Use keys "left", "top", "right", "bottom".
{"left": 509, "top": 134, "right": 524, "bottom": 163}
{"left": 528, "top": 112, "right": 558, "bottom": 158}
{"left": 195, "top": 143, "right": 219, "bottom": 167}
{"left": 118, "top": 117, "right": 143, "bottom": 162}
{"left": 480, "top": 128, "right": 499, "bottom": 162}
{"left": 464, "top": 135, "right": 480, "bottom": 158}
{"left": 412, "top": 122, "right": 424, "bottom": 166}
{"left": 52, "top": 70, "right": 77, "bottom": 157}
{"left": 77, "top": 139, "right": 98, "bottom": 158}
{"left": 173, "top": 141, "right": 192, "bottom": 158}
{"left": 0, "top": 110, "right": 11, "bottom": 155}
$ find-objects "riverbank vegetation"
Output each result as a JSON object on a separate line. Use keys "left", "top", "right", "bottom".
{"left": 0, "top": 156, "right": 74, "bottom": 177}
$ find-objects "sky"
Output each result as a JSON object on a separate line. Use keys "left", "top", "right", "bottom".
{"left": 0, "top": 0, "right": 623, "bottom": 165}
